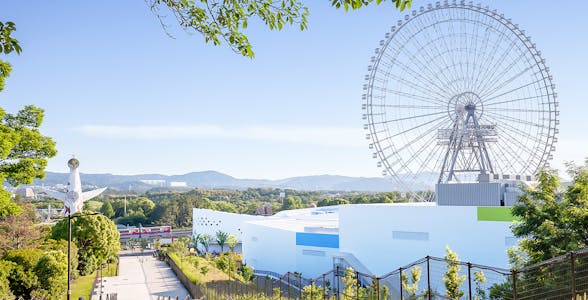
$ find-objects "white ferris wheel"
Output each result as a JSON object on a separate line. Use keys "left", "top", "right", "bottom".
{"left": 362, "top": 1, "right": 559, "bottom": 201}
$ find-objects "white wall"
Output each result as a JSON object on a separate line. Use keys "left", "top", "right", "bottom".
{"left": 338, "top": 204, "right": 515, "bottom": 275}
{"left": 192, "top": 208, "right": 265, "bottom": 242}
{"left": 295, "top": 245, "right": 339, "bottom": 278}
{"left": 242, "top": 221, "right": 297, "bottom": 275}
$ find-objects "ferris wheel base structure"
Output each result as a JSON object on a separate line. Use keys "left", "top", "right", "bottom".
{"left": 435, "top": 180, "right": 523, "bottom": 207}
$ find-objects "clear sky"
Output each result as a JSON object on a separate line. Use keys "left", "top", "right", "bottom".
{"left": 0, "top": 1, "right": 586, "bottom": 180}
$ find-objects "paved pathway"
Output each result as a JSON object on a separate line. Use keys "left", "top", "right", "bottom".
{"left": 92, "top": 250, "right": 190, "bottom": 300}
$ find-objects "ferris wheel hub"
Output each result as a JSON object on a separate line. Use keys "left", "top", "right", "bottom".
{"left": 449, "top": 92, "right": 483, "bottom": 120}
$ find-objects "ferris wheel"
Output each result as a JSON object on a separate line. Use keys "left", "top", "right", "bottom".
{"left": 362, "top": 1, "right": 559, "bottom": 200}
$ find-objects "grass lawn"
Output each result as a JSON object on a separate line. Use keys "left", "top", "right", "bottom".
{"left": 169, "top": 252, "right": 260, "bottom": 297}
{"left": 66, "top": 263, "right": 117, "bottom": 300}
{"left": 67, "top": 272, "right": 96, "bottom": 300}
{"left": 169, "top": 252, "right": 229, "bottom": 284}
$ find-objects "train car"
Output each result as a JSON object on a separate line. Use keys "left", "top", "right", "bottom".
{"left": 119, "top": 225, "right": 172, "bottom": 237}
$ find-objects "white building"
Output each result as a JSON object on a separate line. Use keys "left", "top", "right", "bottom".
{"left": 193, "top": 203, "right": 517, "bottom": 278}
{"left": 140, "top": 179, "right": 166, "bottom": 186}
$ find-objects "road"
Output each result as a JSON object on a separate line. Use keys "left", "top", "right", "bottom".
{"left": 92, "top": 250, "right": 190, "bottom": 300}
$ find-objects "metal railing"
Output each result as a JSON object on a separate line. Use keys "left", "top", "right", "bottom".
{"left": 168, "top": 248, "right": 588, "bottom": 299}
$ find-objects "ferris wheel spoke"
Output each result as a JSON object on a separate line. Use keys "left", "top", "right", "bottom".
{"left": 395, "top": 22, "right": 463, "bottom": 97}
{"left": 373, "top": 110, "right": 448, "bottom": 125}
{"left": 479, "top": 59, "right": 535, "bottom": 100}
{"left": 414, "top": 143, "right": 445, "bottom": 177}
{"left": 466, "top": 9, "right": 486, "bottom": 92}
{"left": 391, "top": 115, "right": 449, "bottom": 138}
{"left": 475, "top": 39, "right": 521, "bottom": 96}
{"left": 382, "top": 116, "right": 449, "bottom": 156}
{"left": 471, "top": 20, "right": 514, "bottom": 95}
{"left": 403, "top": 139, "right": 441, "bottom": 173}
{"left": 472, "top": 14, "right": 515, "bottom": 84}
{"left": 482, "top": 78, "right": 546, "bottom": 103}
{"left": 495, "top": 128, "right": 541, "bottom": 172}
{"left": 484, "top": 107, "right": 549, "bottom": 113}
{"left": 490, "top": 120, "right": 549, "bottom": 150}
{"left": 375, "top": 86, "right": 448, "bottom": 106}
{"left": 373, "top": 104, "right": 444, "bottom": 110}
{"left": 415, "top": 12, "right": 462, "bottom": 95}
{"left": 484, "top": 94, "right": 550, "bottom": 107}
{"left": 385, "top": 39, "right": 452, "bottom": 97}
{"left": 372, "top": 72, "right": 449, "bottom": 103}
{"left": 373, "top": 66, "right": 451, "bottom": 101}
{"left": 496, "top": 122, "right": 548, "bottom": 152}
{"left": 477, "top": 44, "right": 530, "bottom": 96}
{"left": 483, "top": 114, "right": 546, "bottom": 154}
{"left": 484, "top": 110, "right": 548, "bottom": 130}
{"left": 490, "top": 132, "right": 532, "bottom": 170}
{"left": 489, "top": 115, "right": 548, "bottom": 141}
{"left": 392, "top": 136, "right": 440, "bottom": 176}
{"left": 379, "top": 51, "right": 448, "bottom": 96}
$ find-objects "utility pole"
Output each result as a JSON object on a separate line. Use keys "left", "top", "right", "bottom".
{"left": 67, "top": 213, "right": 72, "bottom": 300}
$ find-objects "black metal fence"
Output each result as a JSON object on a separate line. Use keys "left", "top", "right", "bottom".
{"left": 169, "top": 248, "right": 588, "bottom": 299}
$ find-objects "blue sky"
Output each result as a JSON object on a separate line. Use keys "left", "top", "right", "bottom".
{"left": 0, "top": 1, "right": 586, "bottom": 179}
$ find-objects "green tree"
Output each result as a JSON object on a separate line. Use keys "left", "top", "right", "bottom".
{"left": 0, "top": 105, "right": 57, "bottom": 187}
{"left": 282, "top": 195, "right": 302, "bottom": 210}
{"left": 342, "top": 267, "right": 359, "bottom": 300}
{"left": 51, "top": 212, "right": 120, "bottom": 275}
{"left": 442, "top": 246, "right": 465, "bottom": 300}
{"left": 0, "top": 21, "right": 21, "bottom": 93}
{"left": 147, "top": 0, "right": 411, "bottom": 58}
{"left": 135, "top": 197, "right": 155, "bottom": 216}
{"left": 216, "top": 230, "right": 229, "bottom": 252}
{"left": 301, "top": 282, "right": 324, "bottom": 300}
{"left": 0, "top": 203, "right": 41, "bottom": 254}
{"left": 33, "top": 250, "right": 68, "bottom": 299}
{"left": 0, "top": 260, "right": 14, "bottom": 300}
{"left": 116, "top": 210, "right": 147, "bottom": 226}
{"left": 100, "top": 199, "right": 115, "bottom": 218}
{"left": 511, "top": 163, "right": 588, "bottom": 264}
{"left": 211, "top": 200, "right": 238, "bottom": 213}
{"left": 0, "top": 21, "right": 56, "bottom": 218}
{"left": 3, "top": 248, "right": 43, "bottom": 299}
{"left": 38, "top": 238, "right": 78, "bottom": 279}
{"left": 473, "top": 270, "right": 487, "bottom": 300}
{"left": 198, "top": 233, "right": 214, "bottom": 254}
{"left": 401, "top": 266, "right": 422, "bottom": 299}
{"left": 226, "top": 234, "right": 238, "bottom": 252}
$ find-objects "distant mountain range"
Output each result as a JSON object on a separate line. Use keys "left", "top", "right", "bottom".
{"left": 31, "top": 171, "right": 436, "bottom": 192}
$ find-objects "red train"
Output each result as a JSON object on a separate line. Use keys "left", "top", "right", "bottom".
{"left": 119, "top": 225, "right": 172, "bottom": 237}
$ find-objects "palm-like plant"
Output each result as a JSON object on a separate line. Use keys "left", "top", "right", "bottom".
{"left": 197, "top": 233, "right": 213, "bottom": 254}
{"left": 226, "top": 234, "right": 238, "bottom": 252}
{"left": 216, "top": 230, "right": 230, "bottom": 253}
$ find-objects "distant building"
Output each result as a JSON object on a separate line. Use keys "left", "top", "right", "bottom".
{"left": 16, "top": 187, "right": 36, "bottom": 199}
{"left": 169, "top": 181, "right": 187, "bottom": 187}
{"left": 255, "top": 203, "right": 273, "bottom": 216}
{"left": 140, "top": 179, "right": 166, "bottom": 186}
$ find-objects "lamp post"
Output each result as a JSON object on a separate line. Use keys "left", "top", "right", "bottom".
{"left": 66, "top": 212, "right": 100, "bottom": 300}
{"left": 67, "top": 213, "right": 72, "bottom": 300}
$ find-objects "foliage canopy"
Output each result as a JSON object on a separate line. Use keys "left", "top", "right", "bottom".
{"left": 147, "top": 0, "right": 412, "bottom": 57}
{"left": 511, "top": 162, "right": 588, "bottom": 264}
{"left": 51, "top": 212, "right": 120, "bottom": 275}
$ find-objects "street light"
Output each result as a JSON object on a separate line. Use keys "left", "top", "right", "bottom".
{"left": 66, "top": 212, "right": 100, "bottom": 300}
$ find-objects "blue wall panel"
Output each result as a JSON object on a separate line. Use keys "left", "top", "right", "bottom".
{"left": 296, "top": 232, "right": 339, "bottom": 248}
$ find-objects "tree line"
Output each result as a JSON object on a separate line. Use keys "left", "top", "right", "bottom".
{"left": 62, "top": 188, "right": 417, "bottom": 228}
